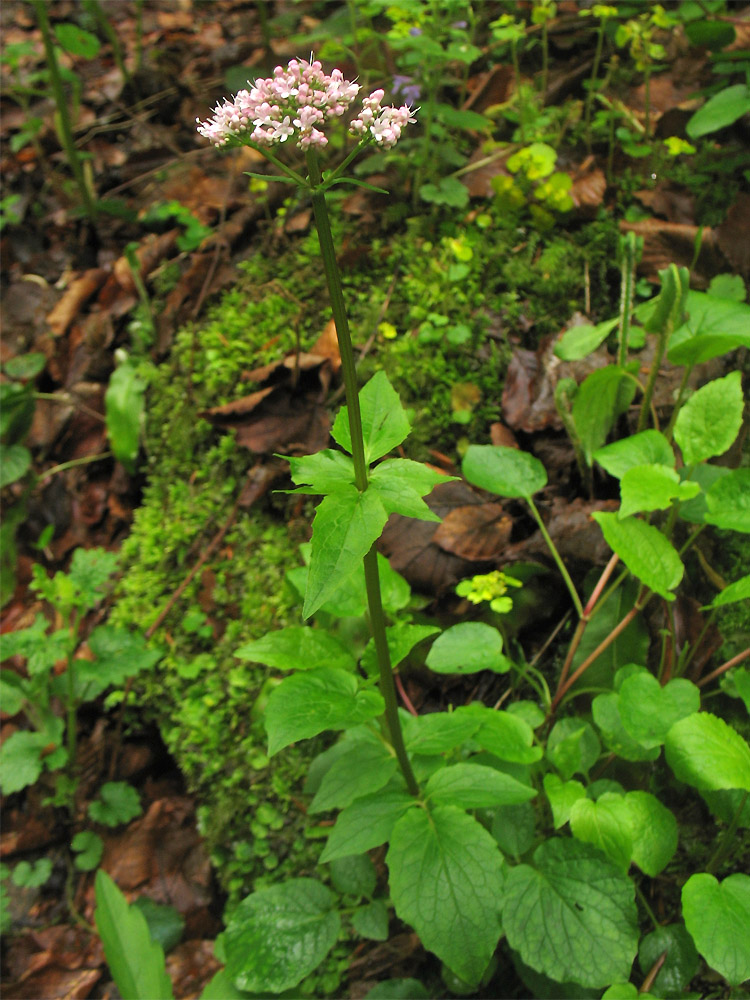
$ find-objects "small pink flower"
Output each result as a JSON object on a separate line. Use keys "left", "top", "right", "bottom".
{"left": 196, "top": 57, "right": 416, "bottom": 151}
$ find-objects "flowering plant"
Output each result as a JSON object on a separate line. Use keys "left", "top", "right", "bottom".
{"left": 197, "top": 56, "right": 416, "bottom": 154}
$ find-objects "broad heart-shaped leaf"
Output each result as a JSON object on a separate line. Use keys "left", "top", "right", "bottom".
{"left": 88, "top": 782, "right": 142, "bottom": 827}
{"left": 425, "top": 622, "right": 507, "bottom": 675}
{"left": 463, "top": 445, "right": 547, "bottom": 498}
{"left": 547, "top": 718, "right": 601, "bottom": 780}
{"left": 592, "top": 692, "right": 660, "bottom": 763}
{"left": 594, "top": 430, "right": 674, "bottom": 479}
{"left": 665, "top": 712, "right": 750, "bottom": 792}
{"left": 425, "top": 762, "right": 536, "bottom": 809}
{"left": 618, "top": 464, "right": 699, "bottom": 519}
{"left": 618, "top": 671, "right": 700, "bottom": 749}
{"left": 543, "top": 774, "right": 587, "bottom": 828}
{"left": 682, "top": 873, "right": 750, "bottom": 985}
{"left": 332, "top": 371, "right": 411, "bottom": 464}
{"left": 592, "top": 512, "right": 683, "bottom": 600}
{"left": 287, "top": 449, "right": 356, "bottom": 494}
{"left": 674, "top": 371, "right": 743, "bottom": 467}
{"left": 235, "top": 626, "right": 355, "bottom": 673}
{"left": 501, "top": 838, "right": 639, "bottom": 989}
{"left": 705, "top": 468, "right": 750, "bottom": 533}
{"left": 310, "top": 737, "right": 398, "bottom": 813}
{"left": 571, "top": 365, "right": 638, "bottom": 464}
{"left": 624, "top": 790, "right": 678, "bottom": 877}
{"left": 304, "top": 487, "right": 388, "bottom": 619}
{"left": 223, "top": 878, "right": 340, "bottom": 993}
{"left": 264, "top": 667, "right": 384, "bottom": 756}
{"left": 0, "top": 730, "right": 54, "bottom": 795}
{"left": 387, "top": 805, "right": 505, "bottom": 986}
{"left": 94, "top": 870, "right": 174, "bottom": 1000}
{"left": 361, "top": 623, "right": 440, "bottom": 677}
{"left": 638, "top": 924, "right": 699, "bottom": 1000}
{"left": 569, "top": 794, "right": 632, "bottom": 871}
{"left": 319, "top": 782, "right": 416, "bottom": 862}
{"left": 667, "top": 292, "right": 750, "bottom": 365}
{"left": 369, "top": 459, "right": 452, "bottom": 522}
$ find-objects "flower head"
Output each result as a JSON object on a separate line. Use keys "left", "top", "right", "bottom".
{"left": 196, "top": 56, "right": 416, "bottom": 152}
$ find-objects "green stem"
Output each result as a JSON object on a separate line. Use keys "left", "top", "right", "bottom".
{"left": 527, "top": 496, "right": 584, "bottom": 617}
{"left": 618, "top": 232, "right": 638, "bottom": 367}
{"left": 637, "top": 321, "right": 670, "bottom": 433}
{"left": 305, "top": 149, "right": 419, "bottom": 796}
{"left": 584, "top": 22, "right": 606, "bottom": 152}
{"left": 32, "top": 0, "right": 97, "bottom": 221}
{"left": 38, "top": 451, "right": 112, "bottom": 483}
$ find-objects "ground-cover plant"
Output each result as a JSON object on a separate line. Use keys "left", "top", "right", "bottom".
{"left": 137, "top": 51, "right": 750, "bottom": 999}
{"left": 0, "top": 548, "right": 161, "bottom": 917}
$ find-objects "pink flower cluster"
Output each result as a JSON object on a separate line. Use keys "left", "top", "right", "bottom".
{"left": 196, "top": 57, "right": 416, "bottom": 152}
{"left": 349, "top": 89, "right": 417, "bottom": 149}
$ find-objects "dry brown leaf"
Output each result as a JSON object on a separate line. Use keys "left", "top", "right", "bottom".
{"left": 433, "top": 503, "right": 512, "bottom": 561}
{"left": 46, "top": 270, "right": 108, "bottom": 337}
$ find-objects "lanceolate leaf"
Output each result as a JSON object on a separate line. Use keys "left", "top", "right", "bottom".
{"left": 369, "top": 458, "right": 451, "bottom": 521}
{"left": 223, "top": 879, "right": 340, "bottom": 993}
{"left": 265, "top": 667, "right": 384, "bottom": 756}
{"left": 310, "top": 739, "right": 398, "bottom": 813}
{"left": 592, "top": 512, "right": 683, "bottom": 600}
{"left": 704, "top": 573, "right": 750, "bottom": 610}
{"left": 332, "top": 371, "right": 411, "bottom": 463}
{"left": 501, "top": 838, "right": 639, "bottom": 988}
{"left": 665, "top": 712, "right": 750, "bottom": 792}
{"left": 571, "top": 366, "right": 637, "bottom": 464}
{"left": 94, "top": 870, "right": 174, "bottom": 1000}
{"left": 320, "top": 783, "right": 416, "bottom": 863}
{"left": 425, "top": 762, "right": 536, "bottom": 809}
{"left": 235, "top": 626, "right": 355, "bottom": 673}
{"left": 287, "top": 449, "right": 356, "bottom": 494}
{"left": 304, "top": 487, "right": 388, "bottom": 618}
{"left": 674, "top": 371, "right": 743, "bottom": 467}
{"left": 387, "top": 805, "right": 505, "bottom": 986}
{"left": 682, "top": 873, "right": 750, "bottom": 985}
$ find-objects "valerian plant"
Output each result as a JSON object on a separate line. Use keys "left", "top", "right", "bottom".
{"left": 93, "top": 55, "right": 750, "bottom": 999}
